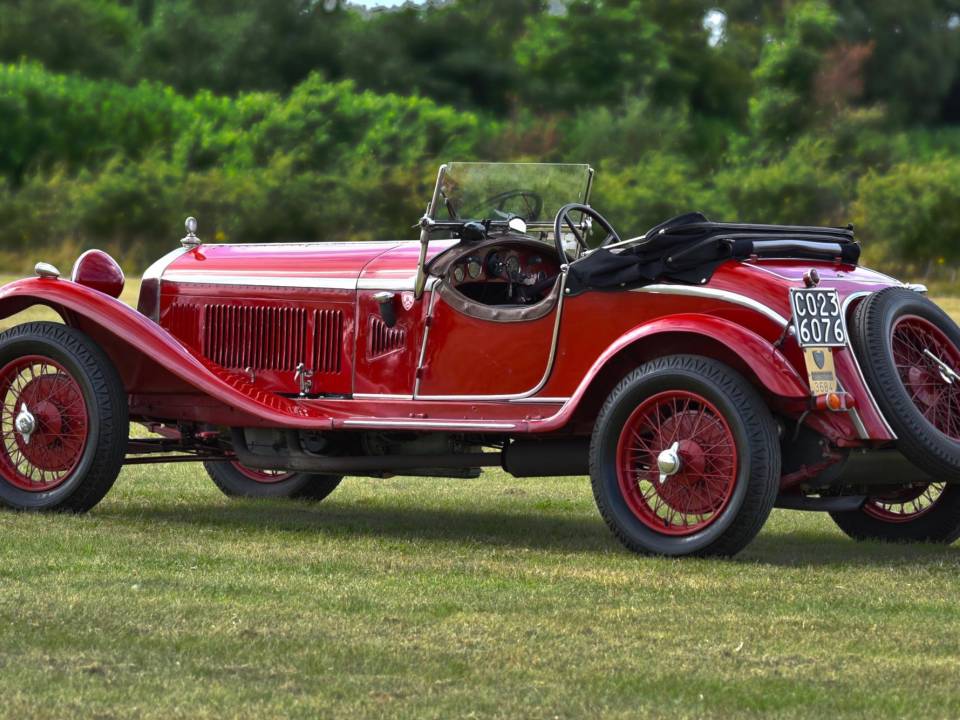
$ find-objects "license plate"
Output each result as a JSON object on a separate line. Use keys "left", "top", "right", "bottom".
{"left": 789, "top": 288, "right": 846, "bottom": 347}
{"left": 802, "top": 347, "right": 839, "bottom": 394}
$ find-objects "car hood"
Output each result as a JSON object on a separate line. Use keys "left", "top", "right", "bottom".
{"left": 161, "top": 239, "right": 459, "bottom": 291}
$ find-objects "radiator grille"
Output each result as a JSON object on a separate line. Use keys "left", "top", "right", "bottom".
{"left": 368, "top": 316, "right": 406, "bottom": 358}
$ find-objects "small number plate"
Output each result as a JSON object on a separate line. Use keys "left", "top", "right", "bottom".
{"left": 789, "top": 288, "right": 846, "bottom": 347}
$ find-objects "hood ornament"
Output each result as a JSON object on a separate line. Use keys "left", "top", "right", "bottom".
{"left": 181, "top": 216, "right": 202, "bottom": 249}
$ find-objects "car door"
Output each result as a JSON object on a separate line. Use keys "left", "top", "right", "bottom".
{"left": 414, "top": 282, "right": 561, "bottom": 399}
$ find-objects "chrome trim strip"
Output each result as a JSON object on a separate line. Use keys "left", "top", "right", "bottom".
{"left": 413, "top": 271, "right": 568, "bottom": 402}
{"left": 350, "top": 393, "right": 568, "bottom": 404}
{"left": 357, "top": 277, "right": 416, "bottom": 291}
{"left": 514, "top": 396, "right": 569, "bottom": 404}
{"left": 841, "top": 291, "right": 896, "bottom": 439}
{"left": 630, "top": 285, "right": 789, "bottom": 327}
{"left": 140, "top": 246, "right": 190, "bottom": 320}
{"left": 163, "top": 272, "right": 359, "bottom": 290}
{"left": 342, "top": 419, "right": 517, "bottom": 430}
{"left": 353, "top": 394, "right": 415, "bottom": 401}
{"left": 412, "top": 289, "right": 438, "bottom": 398}
{"left": 162, "top": 272, "right": 440, "bottom": 294}
{"left": 358, "top": 276, "right": 440, "bottom": 292}
{"left": 848, "top": 408, "right": 870, "bottom": 440}
{"left": 143, "top": 247, "right": 190, "bottom": 285}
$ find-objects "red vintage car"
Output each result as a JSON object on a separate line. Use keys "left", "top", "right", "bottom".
{"left": 1, "top": 162, "right": 959, "bottom": 557}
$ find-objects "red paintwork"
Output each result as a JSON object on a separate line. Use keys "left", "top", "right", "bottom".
{"left": 353, "top": 289, "right": 425, "bottom": 396}
{"left": 71, "top": 250, "right": 125, "bottom": 298}
{"left": 158, "top": 286, "right": 355, "bottom": 396}
{"left": 616, "top": 390, "right": 737, "bottom": 536}
{"left": 359, "top": 239, "right": 458, "bottom": 287}
{"left": 165, "top": 241, "right": 401, "bottom": 284}
{"left": 419, "top": 294, "right": 557, "bottom": 395}
{"left": 0, "top": 240, "right": 907, "bottom": 454}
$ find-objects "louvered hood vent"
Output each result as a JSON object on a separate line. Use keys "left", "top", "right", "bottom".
{"left": 368, "top": 316, "right": 406, "bottom": 358}
{"left": 166, "top": 303, "right": 343, "bottom": 375}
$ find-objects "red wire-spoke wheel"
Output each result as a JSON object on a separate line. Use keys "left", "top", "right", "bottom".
{"left": 0, "top": 322, "right": 126, "bottom": 513}
{"left": 0, "top": 355, "right": 89, "bottom": 492}
{"left": 863, "top": 483, "right": 947, "bottom": 523}
{"left": 891, "top": 315, "right": 960, "bottom": 441}
{"left": 591, "top": 355, "right": 779, "bottom": 557}
{"left": 229, "top": 462, "right": 294, "bottom": 485}
{"left": 616, "top": 391, "right": 738, "bottom": 536}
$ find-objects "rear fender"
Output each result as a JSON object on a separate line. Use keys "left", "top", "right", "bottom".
{"left": 589, "top": 313, "right": 809, "bottom": 397}
{"left": 539, "top": 313, "right": 810, "bottom": 433}
{"left": 0, "top": 278, "right": 339, "bottom": 428}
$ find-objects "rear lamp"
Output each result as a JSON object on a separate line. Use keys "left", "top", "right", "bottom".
{"left": 71, "top": 249, "right": 125, "bottom": 299}
{"left": 813, "top": 392, "right": 854, "bottom": 412}
{"left": 803, "top": 268, "right": 821, "bottom": 287}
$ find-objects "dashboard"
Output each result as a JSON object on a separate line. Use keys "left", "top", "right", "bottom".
{"left": 447, "top": 244, "right": 561, "bottom": 306}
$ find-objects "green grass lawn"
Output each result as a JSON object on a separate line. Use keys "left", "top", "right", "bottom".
{"left": 1, "top": 275, "right": 960, "bottom": 718}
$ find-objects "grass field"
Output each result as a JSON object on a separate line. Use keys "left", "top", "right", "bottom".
{"left": 1, "top": 276, "right": 960, "bottom": 718}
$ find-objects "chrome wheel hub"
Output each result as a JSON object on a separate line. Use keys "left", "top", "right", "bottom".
{"left": 657, "top": 441, "right": 682, "bottom": 485}
{"left": 15, "top": 403, "right": 36, "bottom": 445}
{"left": 924, "top": 348, "right": 960, "bottom": 385}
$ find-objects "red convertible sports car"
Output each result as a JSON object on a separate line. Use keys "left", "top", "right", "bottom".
{"left": 2, "top": 162, "right": 960, "bottom": 557}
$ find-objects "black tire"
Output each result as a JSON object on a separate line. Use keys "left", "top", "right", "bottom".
{"left": 590, "top": 355, "right": 780, "bottom": 557}
{"left": 203, "top": 460, "right": 342, "bottom": 502}
{"left": 0, "top": 322, "right": 127, "bottom": 512}
{"left": 850, "top": 288, "right": 960, "bottom": 481}
{"left": 830, "top": 483, "right": 960, "bottom": 543}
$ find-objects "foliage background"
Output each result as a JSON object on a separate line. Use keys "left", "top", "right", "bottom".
{"left": 2, "top": 0, "right": 960, "bottom": 277}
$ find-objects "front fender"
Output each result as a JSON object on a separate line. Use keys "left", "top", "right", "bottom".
{"left": 535, "top": 313, "right": 809, "bottom": 432}
{"left": 0, "top": 278, "right": 340, "bottom": 428}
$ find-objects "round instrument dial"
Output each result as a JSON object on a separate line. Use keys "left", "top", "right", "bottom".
{"left": 453, "top": 265, "right": 465, "bottom": 283}
{"left": 505, "top": 256, "right": 521, "bottom": 275}
{"left": 467, "top": 258, "right": 482, "bottom": 279}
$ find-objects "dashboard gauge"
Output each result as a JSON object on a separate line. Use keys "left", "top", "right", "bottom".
{"left": 467, "top": 258, "right": 482, "bottom": 279}
{"left": 486, "top": 252, "right": 503, "bottom": 277}
{"left": 453, "top": 265, "right": 465, "bottom": 283}
{"left": 505, "top": 256, "right": 521, "bottom": 275}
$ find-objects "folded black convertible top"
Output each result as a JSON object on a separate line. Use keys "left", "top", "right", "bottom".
{"left": 566, "top": 212, "right": 859, "bottom": 296}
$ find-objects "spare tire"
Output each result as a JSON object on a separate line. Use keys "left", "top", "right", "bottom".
{"left": 850, "top": 287, "right": 960, "bottom": 480}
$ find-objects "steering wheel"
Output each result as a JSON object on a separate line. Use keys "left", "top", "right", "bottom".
{"left": 465, "top": 190, "right": 544, "bottom": 223}
{"left": 554, "top": 203, "right": 621, "bottom": 261}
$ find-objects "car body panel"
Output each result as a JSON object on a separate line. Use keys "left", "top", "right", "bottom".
{"left": 0, "top": 233, "right": 903, "bottom": 445}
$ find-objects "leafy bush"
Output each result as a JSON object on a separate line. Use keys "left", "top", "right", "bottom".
{"left": 853, "top": 159, "right": 960, "bottom": 267}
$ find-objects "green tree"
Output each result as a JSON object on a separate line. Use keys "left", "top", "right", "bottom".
{"left": 836, "top": 0, "right": 960, "bottom": 123}
{"left": 0, "top": 0, "right": 138, "bottom": 80}
{"left": 748, "top": 0, "right": 838, "bottom": 144}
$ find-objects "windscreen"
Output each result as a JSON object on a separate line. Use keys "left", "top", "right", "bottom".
{"left": 432, "top": 163, "right": 593, "bottom": 228}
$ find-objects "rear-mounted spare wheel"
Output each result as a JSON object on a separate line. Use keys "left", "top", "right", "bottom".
{"left": 0, "top": 322, "right": 127, "bottom": 512}
{"left": 830, "top": 483, "right": 960, "bottom": 543}
{"left": 850, "top": 288, "right": 960, "bottom": 481}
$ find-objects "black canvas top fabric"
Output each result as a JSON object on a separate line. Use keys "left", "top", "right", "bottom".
{"left": 566, "top": 213, "right": 859, "bottom": 296}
